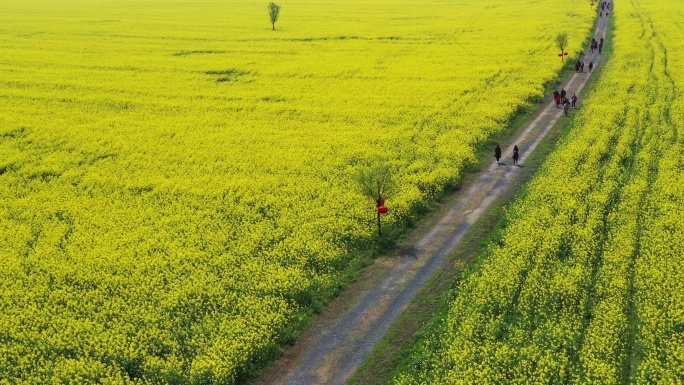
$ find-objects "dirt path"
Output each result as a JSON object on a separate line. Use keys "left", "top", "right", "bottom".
{"left": 253, "top": 15, "right": 611, "bottom": 385}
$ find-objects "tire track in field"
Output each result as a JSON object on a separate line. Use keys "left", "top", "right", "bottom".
{"left": 253, "top": 14, "right": 612, "bottom": 385}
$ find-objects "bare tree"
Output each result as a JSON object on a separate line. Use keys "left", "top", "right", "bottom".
{"left": 268, "top": 2, "right": 281, "bottom": 31}
{"left": 354, "top": 161, "right": 395, "bottom": 236}
{"left": 556, "top": 32, "right": 569, "bottom": 61}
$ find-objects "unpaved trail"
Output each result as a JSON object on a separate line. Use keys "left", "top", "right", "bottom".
{"left": 253, "top": 14, "right": 611, "bottom": 385}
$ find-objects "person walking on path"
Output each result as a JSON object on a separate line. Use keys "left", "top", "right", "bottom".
{"left": 495, "top": 145, "right": 502, "bottom": 165}
{"left": 560, "top": 89, "right": 567, "bottom": 101}
{"left": 572, "top": 93, "right": 578, "bottom": 109}
{"left": 581, "top": 61, "right": 585, "bottom": 72}
{"left": 512, "top": 145, "right": 519, "bottom": 166}
{"left": 589, "top": 61, "right": 594, "bottom": 72}
{"left": 563, "top": 100, "right": 570, "bottom": 116}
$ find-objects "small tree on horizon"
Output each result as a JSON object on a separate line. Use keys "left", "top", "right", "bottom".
{"left": 268, "top": 2, "right": 281, "bottom": 31}
{"left": 556, "top": 32, "right": 569, "bottom": 61}
{"left": 355, "top": 161, "right": 395, "bottom": 236}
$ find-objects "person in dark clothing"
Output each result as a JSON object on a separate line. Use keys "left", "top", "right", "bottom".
{"left": 575, "top": 61, "right": 581, "bottom": 72}
{"left": 512, "top": 145, "right": 519, "bottom": 166}
{"left": 581, "top": 61, "right": 585, "bottom": 72}
{"left": 589, "top": 61, "right": 594, "bottom": 72}
{"left": 495, "top": 145, "right": 502, "bottom": 165}
{"left": 560, "top": 89, "right": 567, "bottom": 100}
{"left": 599, "top": 43, "right": 603, "bottom": 54}
{"left": 600, "top": 37, "right": 605, "bottom": 45}
{"left": 571, "top": 93, "right": 578, "bottom": 108}
{"left": 563, "top": 100, "right": 570, "bottom": 116}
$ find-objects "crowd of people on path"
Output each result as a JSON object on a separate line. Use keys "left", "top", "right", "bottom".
{"left": 600, "top": 1, "right": 612, "bottom": 18}
{"left": 590, "top": 37, "right": 605, "bottom": 54}
{"left": 492, "top": 3, "right": 612, "bottom": 169}
{"left": 601, "top": 1, "right": 612, "bottom": 10}
{"left": 574, "top": 36, "right": 603, "bottom": 76}
{"left": 553, "top": 89, "right": 578, "bottom": 116}
{"left": 494, "top": 144, "right": 520, "bottom": 166}
{"left": 494, "top": 87, "right": 584, "bottom": 166}
{"left": 573, "top": 1, "right": 611, "bottom": 83}
{"left": 575, "top": 49, "right": 600, "bottom": 73}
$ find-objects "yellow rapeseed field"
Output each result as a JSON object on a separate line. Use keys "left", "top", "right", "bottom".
{"left": 394, "top": 0, "right": 684, "bottom": 384}
{"left": 0, "top": 0, "right": 593, "bottom": 383}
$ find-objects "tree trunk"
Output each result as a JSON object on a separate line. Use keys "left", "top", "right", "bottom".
{"left": 272, "top": 23, "right": 275, "bottom": 31}
{"left": 377, "top": 211, "right": 382, "bottom": 236}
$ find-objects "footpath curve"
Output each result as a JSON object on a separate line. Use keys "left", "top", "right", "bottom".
{"left": 253, "top": 14, "right": 611, "bottom": 385}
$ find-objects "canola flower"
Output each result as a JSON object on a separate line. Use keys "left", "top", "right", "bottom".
{"left": 0, "top": 0, "right": 594, "bottom": 383}
{"left": 394, "top": 0, "right": 684, "bottom": 384}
